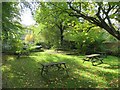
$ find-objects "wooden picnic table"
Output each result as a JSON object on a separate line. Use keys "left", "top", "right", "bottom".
{"left": 86, "top": 54, "right": 100, "bottom": 58}
{"left": 83, "top": 54, "right": 103, "bottom": 66}
{"left": 40, "top": 62, "right": 68, "bottom": 76}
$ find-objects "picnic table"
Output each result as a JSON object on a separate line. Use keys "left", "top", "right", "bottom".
{"left": 40, "top": 62, "right": 68, "bottom": 76}
{"left": 83, "top": 54, "right": 103, "bottom": 66}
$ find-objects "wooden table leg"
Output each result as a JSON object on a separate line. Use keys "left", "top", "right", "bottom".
{"left": 83, "top": 58, "right": 90, "bottom": 63}
{"left": 41, "top": 66, "right": 44, "bottom": 76}
{"left": 41, "top": 66, "right": 49, "bottom": 76}
{"left": 56, "top": 64, "right": 62, "bottom": 70}
{"left": 100, "top": 58, "right": 103, "bottom": 63}
{"left": 63, "top": 63, "right": 68, "bottom": 75}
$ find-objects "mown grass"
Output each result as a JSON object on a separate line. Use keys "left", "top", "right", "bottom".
{"left": 2, "top": 50, "right": 119, "bottom": 88}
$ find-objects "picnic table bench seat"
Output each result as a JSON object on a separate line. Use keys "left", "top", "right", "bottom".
{"left": 17, "top": 51, "right": 29, "bottom": 58}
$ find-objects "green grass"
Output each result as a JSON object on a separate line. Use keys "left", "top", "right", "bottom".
{"left": 2, "top": 50, "right": 119, "bottom": 88}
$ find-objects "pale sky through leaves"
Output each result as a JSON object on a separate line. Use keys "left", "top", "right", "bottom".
{"left": 21, "top": 8, "right": 36, "bottom": 26}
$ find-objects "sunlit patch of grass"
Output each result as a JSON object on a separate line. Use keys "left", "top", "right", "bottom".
{"left": 7, "top": 57, "right": 15, "bottom": 61}
{"left": 80, "top": 70, "right": 108, "bottom": 86}
{"left": 2, "top": 50, "right": 119, "bottom": 88}
{"left": 2, "top": 65, "right": 11, "bottom": 72}
{"left": 95, "top": 67, "right": 118, "bottom": 74}
{"left": 2, "top": 55, "right": 16, "bottom": 63}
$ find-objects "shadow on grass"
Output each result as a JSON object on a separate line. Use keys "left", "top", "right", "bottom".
{"left": 2, "top": 55, "right": 46, "bottom": 88}
{"left": 2, "top": 53, "right": 119, "bottom": 88}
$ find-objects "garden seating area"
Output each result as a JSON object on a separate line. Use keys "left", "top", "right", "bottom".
{"left": 2, "top": 1, "right": 119, "bottom": 89}
{"left": 2, "top": 50, "right": 119, "bottom": 88}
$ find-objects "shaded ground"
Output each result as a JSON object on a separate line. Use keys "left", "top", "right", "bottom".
{"left": 2, "top": 50, "right": 119, "bottom": 88}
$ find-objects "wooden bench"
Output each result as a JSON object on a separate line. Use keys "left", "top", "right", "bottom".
{"left": 83, "top": 54, "right": 103, "bottom": 66}
{"left": 17, "top": 51, "right": 29, "bottom": 58}
{"left": 40, "top": 62, "right": 68, "bottom": 76}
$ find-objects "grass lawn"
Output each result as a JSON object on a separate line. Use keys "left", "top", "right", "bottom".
{"left": 2, "top": 50, "right": 119, "bottom": 88}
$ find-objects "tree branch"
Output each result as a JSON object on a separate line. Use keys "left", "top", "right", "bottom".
{"left": 67, "top": 2, "right": 120, "bottom": 40}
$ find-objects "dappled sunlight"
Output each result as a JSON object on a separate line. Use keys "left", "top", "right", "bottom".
{"left": 95, "top": 66, "right": 118, "bottom": 74}
{"left": 2, "top": 1, "right": 119, "bottom": 88}
{"left": 2, "top": 55, "right": 16, "bottom": 62}
{"left": 103, "top": 56, "right": 118, "bottom": 64}
{"left": 98, "top": 63, "right": 118, "bottom": 69}
{"left": 2, "top": 65, "right": 11, "bottom": 72}
{"left": 98, "top": 64, "right": 111, "bottom": 68}
{"left": 2, "top": 55, "right": 47, "bottom": 88}
{"left": 7, "top": 57, "right": 15, "bottom": 61}
{"left": 9, "top": 73, "right": 15, "bottom": 79}
{"left": 2, "top": 51, "right": 119, "bottom": 88}
{"left": 80, "top": 70, "right": 108, "bottom": 87}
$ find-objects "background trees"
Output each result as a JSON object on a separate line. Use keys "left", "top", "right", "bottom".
{"left": 66, "top": 2, "right": 120, "bottom": 40}
{"left": 2, "top": 1, "right": 119, "bottom": 55}
{"left": 2, "top": 2, "right": 24, "bottom": 53}
{"left": 34, "top": 2, "right": 119, "bottom": 54}
{"left": 2, "top": 2, "right": 34, "bottom": 53}
{"left": 36, "top": 2, "right": 120, "bottom": 40}
{"left": 35, "top": 2, "right": 76, "bottom": 47}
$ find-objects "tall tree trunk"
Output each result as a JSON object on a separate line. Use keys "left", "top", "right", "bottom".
{"left": 60, "top": 28, "right": 64, "bottom": 47}
{"left": 56, "top": 23, "right": 65, "bottom": 47}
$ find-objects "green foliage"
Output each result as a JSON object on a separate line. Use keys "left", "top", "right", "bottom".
{"left": 63, "top": 20, "right": 105, "bottom": 54}
{"left": 34, "top": 2, "right": 118, "bottom": 53}
{"left": 35, "top": 2, "right": 118, "bottom": 53}
{"left": 2, "top": 2, "right": 25, "bottom": 53}
{"left": 35, "top": 2, "right": 77, "bottom": 47}
{"left": 66, "top": 2, "right": 120, "bottom": 40}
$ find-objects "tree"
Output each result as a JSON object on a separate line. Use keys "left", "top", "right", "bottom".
{"left": 35, "top": 2, "right": 112, "bottom": 50}
{"left": 64, "top": 20, "right": 106, "bottom": 54}
{"left": 65, "top": 2, "right": 120, "bottom": 40}
{"left": 2, "top": 2, "right": 24, "bottom": 52}
{"left": 35, "top": 2, "right": 77, "bottom": 47}
{"left": 43, "top": 2, "right": 120, "bottom": 40}
{"left": 2, "top": 2, "right": 34, "bottom": 52}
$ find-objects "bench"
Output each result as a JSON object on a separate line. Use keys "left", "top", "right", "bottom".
{"left": 40, "top": 62, "right": 68, "bottom": 76}
{"left": 83, "top": 54, "right": 103, "bottom": 66}
{"left": 17, "top": 51, "right": 29, "bottom": 58}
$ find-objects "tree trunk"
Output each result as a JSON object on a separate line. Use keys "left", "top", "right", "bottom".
{"left": 60, "top": 28, "right": 64, "bottom": 47}
{"left": 56, "top": 23, "right": 65, "bottom": 47}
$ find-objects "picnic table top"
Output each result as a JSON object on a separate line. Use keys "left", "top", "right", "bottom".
{"left": 86, "top": 54, "right": 100, "bottom": 58}
{"left": 41, "top": 62, "right": 66, "bottom": 66}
